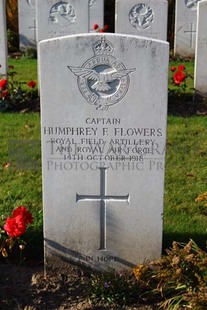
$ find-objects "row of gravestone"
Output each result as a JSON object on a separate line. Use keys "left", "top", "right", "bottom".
{"left": 0, "top": 0, "right": 204, "bottom": 61}
{"left": 0, "top": 0, "right": 203, "bottom": 96}
{"left": 17, "top": 0, "right": 202, "bottom": 58}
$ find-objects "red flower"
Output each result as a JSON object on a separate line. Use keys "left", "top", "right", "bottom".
{"left": 1, "top": 90, "right": 9, "bottom": 98}
{"left": 173, "top": 71, "right": 186, "bottom": 85}
{"left": 12, "top": 206, "right": 33, "bottom": 226}
{"left": 27, "top": 80, "right": 36, "bottom": 88}
{"left": 104, "top": 24, "right": 109, "bottom": 31}
{"left": 4, "top": 215, "right": 26, "bottom": 237}
{"left": 0, "top": 79, "right": 7, "bottom": 90}
{"left": 99, "top": 29, "right": 104, "bottom": 32}
{"left": 178, "top": 64, "right": 185, "bottom": 71}
{"left": 170, "top": 66, "right": 176, "bottom": 72}
{"left": 93, "top": 24, "right": 99, "bottom": 30}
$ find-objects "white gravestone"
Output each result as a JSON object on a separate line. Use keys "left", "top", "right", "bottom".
{"left": 194, "top": 0, "right": 207, "bottom": 97}
{"left": 174, "top": 0, "right": 202, "bottom": 58}
{"left": 18, "top": 0, "right": 37, "bottom": 49}
{"left": 115, "top": 0, "right": 168, "bottom": 41}
{"left": 36, "top": 0, "right": 89, "bottom": 43}
{"left": 90, "top": 0, "right": 104, "bottom": 32}
{"left": 0, "top": 0, "right": 8, "bottom": 76}
{"left": 39, "top": 33, "right": 169, "bottom": 271}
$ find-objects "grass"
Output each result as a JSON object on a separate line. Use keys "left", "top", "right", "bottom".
{"left": 163, "top": 116, "right": 207, "bottom": 250}
{"left": 0, "top": 57, "right": 206, "bottom": 260}
{"left": 8, "top": 58, "right": 38, "bottom": 83}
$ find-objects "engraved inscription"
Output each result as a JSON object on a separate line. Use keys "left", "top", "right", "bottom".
{"left": 76, "top": 167, "right": 129, "bottom": 250}
{"left": 68, "top": 37, "right": 135, "bottom": 111}
{"left": 185, "top": 0, "right": 200, "bottom": 10}
{"left": 49, "top": 2, "right": 76, "bottom": 26}
{"left": 129, "top": 4, "right": 154, "bottom": 30}
{"left": 89, "top": 0, "right": 96, "bottom": 7}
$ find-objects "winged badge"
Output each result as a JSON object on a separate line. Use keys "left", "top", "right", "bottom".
{"left": 68, "top": 66, "right": 135, "bottom": 92}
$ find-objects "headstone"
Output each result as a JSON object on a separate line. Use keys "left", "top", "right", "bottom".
{"left": 90, "top": 0, "right": 104, "bottom": 32}
{"left": 18, "top": 0, "right": 37, "bottom": 50}
{"left": 174, "top": 0, "right": 202, "bottom": 58}
{"left": 194, "top": 0, "right": 207, "bottom": 97}
{"left": 0, "top": 0, "right": 8, "bottom": 76}
{"left": 115, "top": 0, "right": 168, "bottom": 41}
{"left": 39, "top": 33, "right": 169, "bottom": 272}
{"left": 36, "top": 0, "right": 89, "bottom": 43}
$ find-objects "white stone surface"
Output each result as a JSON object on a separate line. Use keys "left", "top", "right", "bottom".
{"left": 174, "top": 0, "right": 202, "bottom": 58}
{"left": 36, "top": 0, "right": 89, "bottom": 43}
{"left": 194, "top": 0, "right": 207, "bottom": 96}
{"left": 89, "top": 0, "right": 104, "bottom": 32}
{"left": 18, "top": 0, "right": 37, "bottom": 49}
{"left": 39, "top": 33, "right": 169, "bottom": 271}
{"left": 0, "top": 0, "right": 7, "bottom": 76}
{"left": 115, "top": 0, "right": 168, "bottom": 41}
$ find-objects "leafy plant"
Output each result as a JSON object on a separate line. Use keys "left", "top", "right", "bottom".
{"left": 22, "top": 48, "right": 37, "bottom": 60}
{"left": 133, "top": 240, "right": 207, "bottom": 309}
{"left": 0, "top": 206, "right": 33, "bottom": 261}
{"left": 89, "top": 269, "right": 139, "bottom": 306}
{"left": 0, "top": 65, "right": 37, "bottom": 111}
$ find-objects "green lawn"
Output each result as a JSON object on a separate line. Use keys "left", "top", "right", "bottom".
{"left": 1, "top": 58, "right": 206, "bottom": 258}
{"left": 8, "top": 58, "right": 38, "bottom": 83}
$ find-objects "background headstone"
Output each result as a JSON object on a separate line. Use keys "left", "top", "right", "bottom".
{"left": 18, "top": 0, "right": 37, "bottom": 49}
{"left": 36, "top": 0, "right": 89, "bottom": 43}
{"left": 174, "top": 0, "right": 201, "bottom": 58}
{"left": 39, "top": 33, "right": 169, "bottom": 272}
{"left": 90, "top": 0, "right": 104, "bottom": 32}
{"left": 0, "top": 0, "right": 8, "bottom": 76}
{"left": 194, "top": 0, "right": 207, "bottom": 97}
{"left": 115, "top": 0, "right": 168, "bottom": 41}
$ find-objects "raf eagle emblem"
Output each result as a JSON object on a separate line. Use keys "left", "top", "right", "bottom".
{"left": 68, "top": 66, "right": 135, "bottom": 92}
{"left": 68, "top": 37, "right": 136, "bottom": 110}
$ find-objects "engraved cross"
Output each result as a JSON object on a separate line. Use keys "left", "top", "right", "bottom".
{"left": 184, "top": 23, "right": 196, "bottom": 48}
{"left": 76, "top": 168, "right": 130, "bottom": 251}
{"left": 28, "top": 19, "right": 36, "bottom": 42}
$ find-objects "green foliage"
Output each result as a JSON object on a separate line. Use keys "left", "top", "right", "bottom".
{"left": 168, "top": 61, "right": 194, "bottom": 104}
{"left": 89, "top": 269, "right": 139, "bottom": 306}
{"left": 88, "top": 240, "right": 207, "bottom": 309}
{"left": 0, "top": 66, "right": 38, "bottom": 112}
{"left": 8, "top": 58, "right": 38, "bottom": 83}
{"left": 133, "top": 240, "right": 207, "bottom": 310}
{"left": 22, "top": 48, "right": 37, "bottom": 60}
{"left": 7, "top": 29, "right": 19, "bottom": 53}
{"left": 0, "top": 112, "right": 42, "bottom": 260}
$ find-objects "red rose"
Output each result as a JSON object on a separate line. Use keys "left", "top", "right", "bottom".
{"left": 1, "top": 90, "right": 9, "bottom": 98}
{"left": 104, "top": 24, "right": 109, "bottom": 31}
{"left": 4, "top": 215, "right": 26, "bottom": 237}
{"left": 12, "top": 206, "right": 33, "bottom": 225}
{"left": 93, "top": 24, "right": 99, "bottom": 30}
{"left": 173, "top": 71, "right": 186, "bottom": 85}
{"left": 0, "top": 79, "right": 7, "bottom": 90}
{"left": 27, "top": 80, "right": 36, "bottom": 88}
{"left": 178, "top": 64, "right": 185, "bottom": 71}
{"left": 99, "top": 29, "right": 104, "bottom": 32}
{"left": 170, "top": 66, "right": 176, "bottom": 72}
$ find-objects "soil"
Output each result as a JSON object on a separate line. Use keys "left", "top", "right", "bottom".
{"left": 0, "top": 261, "right": 158, "bottom": 310}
